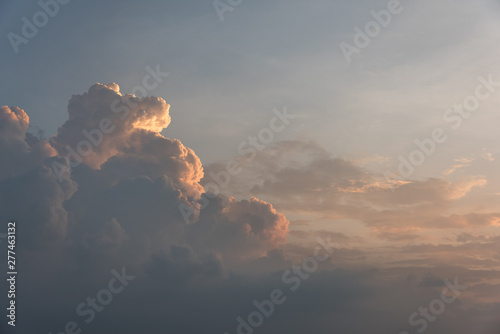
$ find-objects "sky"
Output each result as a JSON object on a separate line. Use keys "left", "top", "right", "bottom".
{"left": 0, "top": 0, "right": 500, "bottom": 333}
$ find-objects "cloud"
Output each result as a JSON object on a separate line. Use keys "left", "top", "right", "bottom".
{"left": 0, "top": 83, "right": 294, "bottom": 263}
{"left": 0, "top": 105, "right": 56, "bottom": 180}
{"left": 0, "top": 162, "right": 77, "bottom": 248}
{"left": 202, "top": 140, "right": 494, "bottom": 240}
{"left": 0, "top": 106, "right": 76, "bottom": 248}
{"left": 0, "top": 85, "right": 498, "bottom": 334}
{"left": 442, "top": 161, "right": 471, "bottom": 176}
{"left": 188, "top": 196, "right": 289, "bottom": 261}
{"left": 51, "top": 83, "right": 171, "bottom": 167}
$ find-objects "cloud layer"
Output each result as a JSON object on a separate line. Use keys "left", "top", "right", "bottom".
{"left": 0, "top": 85, "right": 498, "bottom": 334}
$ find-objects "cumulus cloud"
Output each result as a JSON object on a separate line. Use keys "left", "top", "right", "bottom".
{"left": 0, "top": 105, "right": 56, "bottom": 180}
{"left": 0, "top": 81, "right": 292, "bottom": 270}
{"left": 0, "top": 82, "right": 295, "bottom": 334}
{"left": 0, "top": 163, "right": 77, "bottom": 248}
{"left": 51, "top": 83, "right": 171, "bottom": 167}
{"left": 0, "top": 106, "right": 76, "bottom": 248}
{"left": 47, "top": 83, "right": 206, "bottom": 196}
{"left": 188, "top": 196, "right": 289, "bottom": 261}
